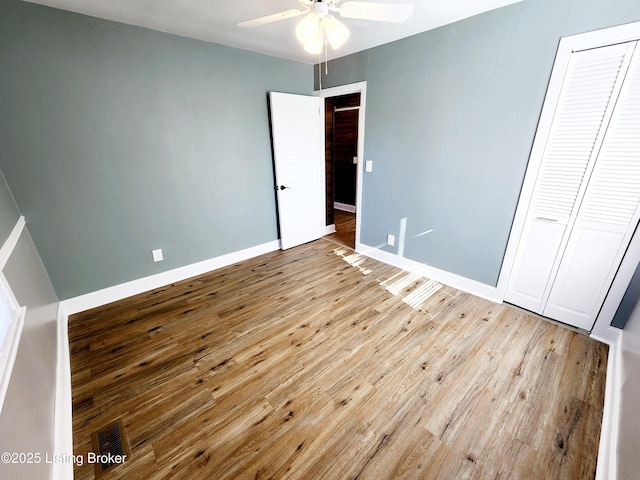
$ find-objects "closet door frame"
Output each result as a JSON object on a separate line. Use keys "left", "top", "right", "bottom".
{"left": 497, "top": 20, "right": 640, "bottom": 339}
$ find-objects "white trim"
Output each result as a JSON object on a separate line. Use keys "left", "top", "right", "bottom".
{"left": 61, "top": 240, "right": 280, "bottom": 315}
{"left": 497, "top": 20, "right": 640, "bottom": 334}
{"left": 591, "top": 225, "right": 640, "bottom": 343}
{"left": 357, "top": 243, "right": 500, "bottom": 303}
{"left": 0, "top": 216, "right": 27, "bottom": 416}
{"left": 0, "top": 216, "right": 25, "bottom": 270}
{"left": 0, "top": 303, "right": 25, "bottom": 416}
{"left": 595, "top": 328, "right": 623, "bottom": 480}
{"left": 568, "top": 21, "right": 640, "bottom": 52}
{"left": 53, "top": 304, "right": 73, "bottom": 480}
{"left": 315, "top": 81, "right": 367, "bottom": 248}
{"left": 323, "top": 224, "right": 336, "bottom": 236}
{"left": 334, "top": 202, "right": 356, "bottom": 213}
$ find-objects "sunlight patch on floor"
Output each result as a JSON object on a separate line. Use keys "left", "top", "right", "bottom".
{"left": 333, "top": 248, "right": 443, "bottom": 314}
{"left": 380, "top": 272, "right": 443, "bottom": 313}
{"left": 333, "top": 248, "right": 372, "bottom": 275}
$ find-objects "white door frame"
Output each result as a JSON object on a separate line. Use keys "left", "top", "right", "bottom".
{"left": 314, "top": 81, "right": 367, "bottom": 250}
{"left": 496, "top": 21, "right": 640, "bottom": 341}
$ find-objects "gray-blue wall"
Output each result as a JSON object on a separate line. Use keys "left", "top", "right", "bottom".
{"left": 0, "top": 0, "right": 312, "bottom": 300}
{"left": 317, "top": 0, "right": 640, "bottom": 286}
{"left": 0, "top": 172, "right": 20, "bottom": 244}
{"left": 612, "top": 261, "right": 640, "bottom": 329}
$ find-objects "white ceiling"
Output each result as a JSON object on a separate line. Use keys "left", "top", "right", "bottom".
{"left": 23, "top": 0, "right": 523, "bottom": 64}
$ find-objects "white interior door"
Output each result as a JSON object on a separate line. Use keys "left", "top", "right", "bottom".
{"left": 269, "top": 92, "right": 324, "bottom": 250}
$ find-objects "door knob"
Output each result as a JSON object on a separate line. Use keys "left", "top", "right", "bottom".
{"left": 279, "top": 185, "right": 291, "bottom": 190}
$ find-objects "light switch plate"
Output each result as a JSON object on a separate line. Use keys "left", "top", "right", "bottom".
{"left": 365, "top": 160, "right": 373, "bottom": 172}
{"left": 152, "top": 249, "right": 164, "bottom": 262}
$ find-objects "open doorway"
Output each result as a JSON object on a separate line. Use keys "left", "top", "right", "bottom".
{"left": 324, "top": 92, "right": 360, "bottom": 248}
{"left": 314, "top": 82, "right": 367, "bottom": 250}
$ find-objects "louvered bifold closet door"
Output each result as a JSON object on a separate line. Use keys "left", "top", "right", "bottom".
{"left": 504, "top": 42, "right": 635, "bottom": 313}
{"left": 543, "top": 43, "right": 640, "bottom": 330}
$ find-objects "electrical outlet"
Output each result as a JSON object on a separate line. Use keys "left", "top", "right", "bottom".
{"left": 387, "top": 234, "right": 395, "bottom": 247}
{"left": 152, "top": 249, "right": 164, "bottom": 262}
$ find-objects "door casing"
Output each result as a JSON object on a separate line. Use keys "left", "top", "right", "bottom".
{"left": 314, "top": 82, "right": 367, "bottom": 250}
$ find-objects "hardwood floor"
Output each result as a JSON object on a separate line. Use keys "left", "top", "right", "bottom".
{"left": 326, "top": 209, "right": 356, "bottom": 248}
{"left": 69, "top": 239, "right": 608, "bottom": 479}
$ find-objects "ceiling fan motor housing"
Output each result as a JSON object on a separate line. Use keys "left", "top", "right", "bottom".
{"left": 314, "top": 1, "right": 330, "bottom": 18}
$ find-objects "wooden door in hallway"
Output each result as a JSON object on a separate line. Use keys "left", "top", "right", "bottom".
{"left": 332, "top": 94, "right": 359, "bottom": 208}
{"left": 325, "top": 92, "right": 360, "bottom": 247}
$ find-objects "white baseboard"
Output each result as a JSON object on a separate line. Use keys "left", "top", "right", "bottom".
{"left": 60, "top": 240, "right": 280, "bottom": 315}
{"left": 334, "top": 202, "right": 356, "bottom": 213}
{"left": 53, "top": 304, "right": 73, "bottom": 480}
{"left": 53, "top": 240, "right": 280, "bottom": 480}
{"left": 595, "top": 328, "right": 623, "bottom": 480}
{"left": 356, "top": 242, "right": 500, "bottom": 303}
{"left": 591, "top": 323, "right": 622, "bottom": 346}
{"left": 323, "top": 224, "right": 336, "bottom": 235}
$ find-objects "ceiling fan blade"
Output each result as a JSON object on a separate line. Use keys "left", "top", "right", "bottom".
{"left": 338, "top": 2, "right": 414, "bottom": 23}
{"left": 238, "top": 9, "right": 305, "bottom": 28}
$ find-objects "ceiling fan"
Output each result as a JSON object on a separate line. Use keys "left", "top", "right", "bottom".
{"left": 238, "top": 0, "right": 414, "bottom": 55}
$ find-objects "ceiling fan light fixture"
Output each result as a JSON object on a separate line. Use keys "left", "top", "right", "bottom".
{"left": 295, "top": 12, "right": 320, "bottom": 44}
{"left": 323, "top": 16, "right": 350, "bottom": 50}
{"left": 304, "top": 36, "right": 323, "bottom": 54}
{"left": 295, "top": 11, "right": 350, "bottom": 54}
{"left": 238, "top": 1, "right": 415, "bottom": 56}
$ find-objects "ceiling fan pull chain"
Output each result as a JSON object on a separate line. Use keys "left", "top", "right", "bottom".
{"left": 325, "top": 36, "right": 329, "bottom": 75}
{"left": 318, "top": 49, "right": 322, "bottom": 90}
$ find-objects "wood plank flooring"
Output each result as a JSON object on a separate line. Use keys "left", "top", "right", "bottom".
{"left": 69, "top": 239, "right": 608, "bottom": 479}
{"left": 326, "top": 209, "right": 356, "bottom": 249}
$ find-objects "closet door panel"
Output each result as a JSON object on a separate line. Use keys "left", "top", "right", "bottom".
{"left": 504, "top": 220, "right": 566, "bottom": 312}
{"left": 542, "top": 225, "right": 628, "bottom": 330}
{"left": 544, "top": 45, "right": 640, "bottom": 330}
{"left": 505, "top": 43, "right": 633, "bottom": 313}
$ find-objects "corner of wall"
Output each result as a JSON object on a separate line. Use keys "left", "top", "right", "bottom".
{"left": 53, "top": 303, "right": 73, "bottom": 480}
{"left": 595, "top": 327, "right": 623, "bottom": 480}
